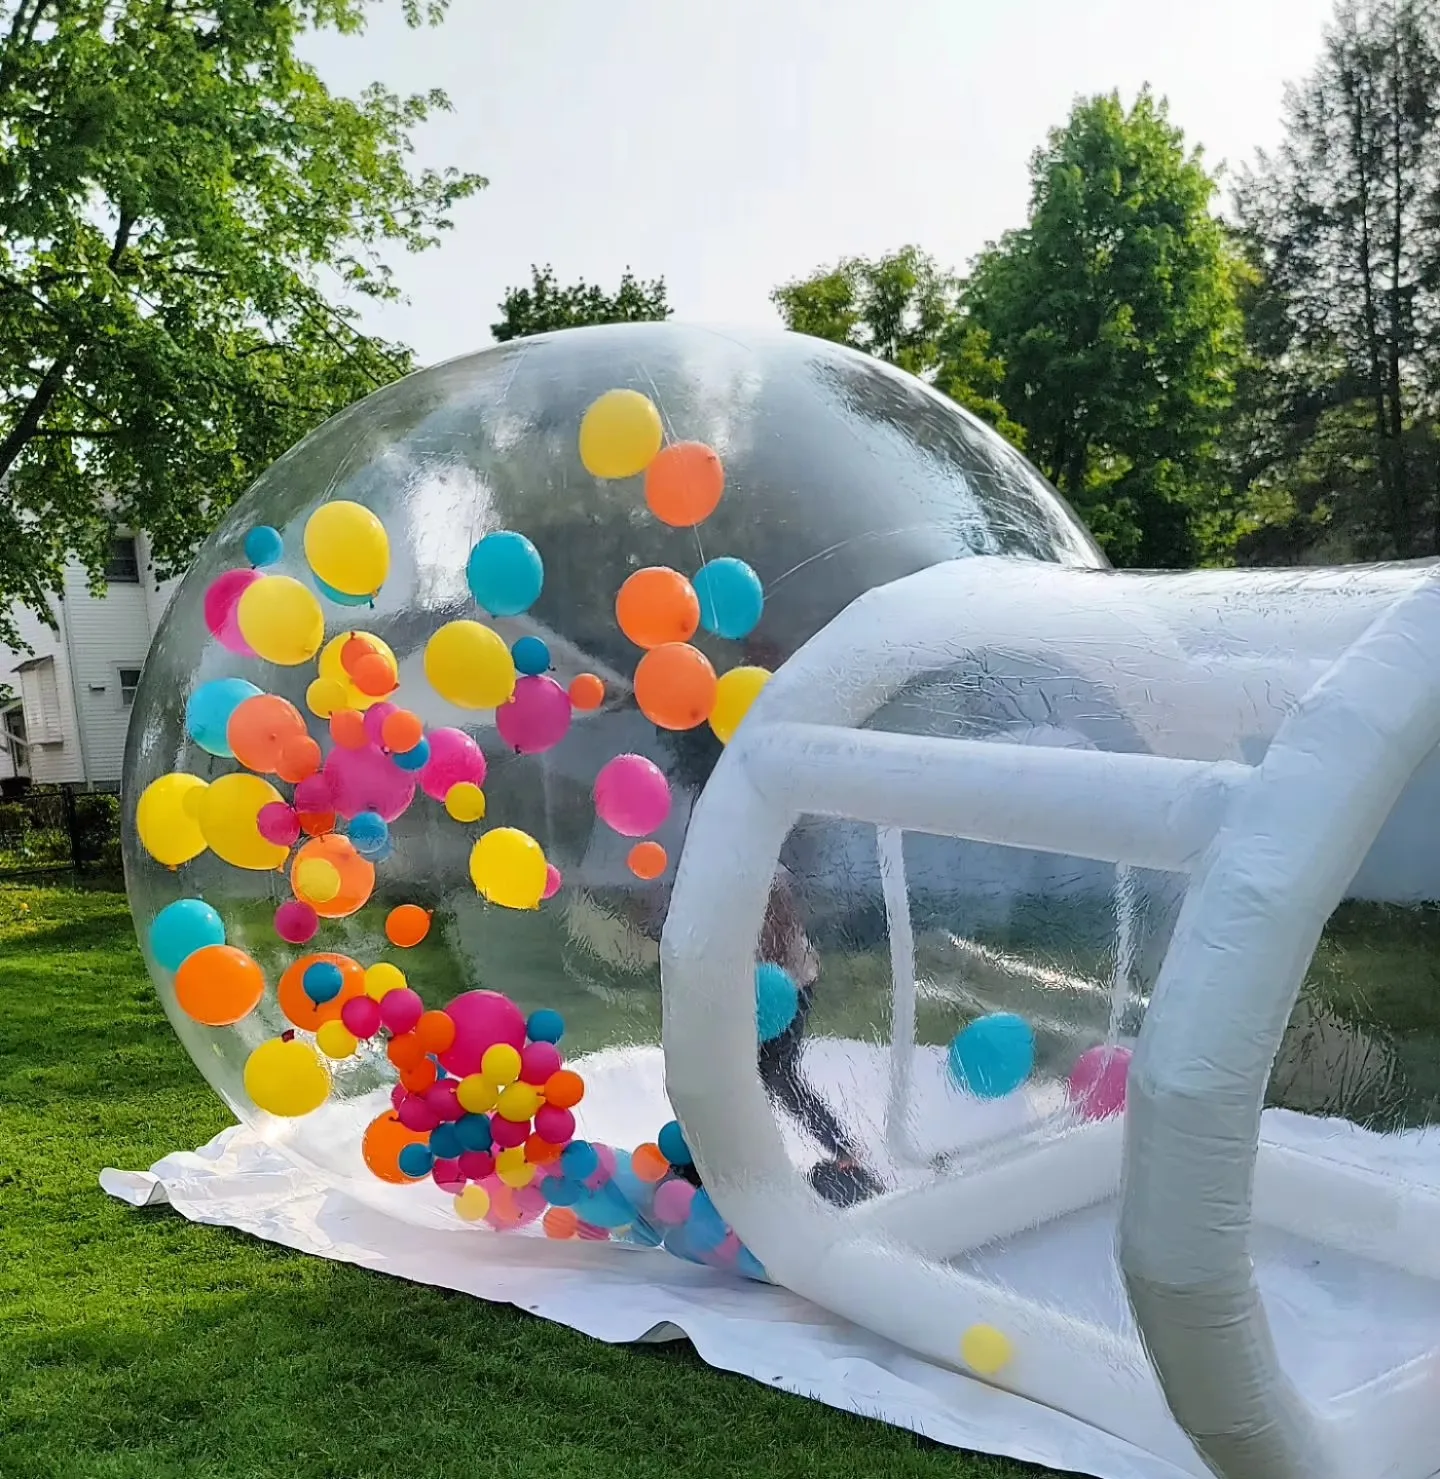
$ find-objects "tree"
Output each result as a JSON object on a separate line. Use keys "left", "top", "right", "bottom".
{"left": 771, "top": 246, "right": 1025, "bottom": 446}
{"left": 966, "top": 90, "right": 1247, "bottom": 567}
{"left": 491, "top": 265, "right": 671, "bottom": 342}
{"left": 1233, "top": 0, "right": 1440, "bottom": 562}
{"left": 0, "top": 0, "right": 484, "bottom": 648}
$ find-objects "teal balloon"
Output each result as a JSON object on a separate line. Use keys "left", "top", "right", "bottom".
{"left": 184, "top": 678, "right": 262, "bottom": 757}
{"left": 315, "top": 575, "right": 372, "bottom": 608}
{"left": 244, "top": 525, "right": 284, "bottom": 567}
{"left": 693, "top": 557, "right": 763, "bottom": 640}
{"left": 149, "top": 898, "right": 226, "bottom": 971}
{"left": 948, "top": 1013, "right": 1035, "bottom": 1099}
{"left": 466, "top": 531, "right": 544, "bottom": 617}
{"left": 755, "top": 962, "right": 799, "bottom": 1043}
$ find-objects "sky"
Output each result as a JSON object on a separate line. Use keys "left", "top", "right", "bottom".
{"left": 303, "top": 0, "right": 1338, "bottom": 368}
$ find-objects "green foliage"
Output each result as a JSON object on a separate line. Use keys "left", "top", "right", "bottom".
{"left": 771, "top": 246, "right": 1025, "bottom": 446}
{"left": 491, "top": 264, "right": 671, "bottom": 342}
{"left": 0, "top": 0, "right": 484, "bottom": 648}
{"left": 965, "top": 90, "right": 1246, "bottom": 567}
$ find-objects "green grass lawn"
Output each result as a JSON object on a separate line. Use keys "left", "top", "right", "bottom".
{"left": 0, "top": 882, "right": 1055, "bottom": 1479}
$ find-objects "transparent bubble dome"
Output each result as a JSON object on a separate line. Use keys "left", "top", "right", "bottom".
{"left": 121, "top": 323, "right": 1105, "bottom": 1234}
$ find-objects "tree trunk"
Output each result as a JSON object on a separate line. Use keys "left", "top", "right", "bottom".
{"left": 1386, "top": 24, "right": 1411, "bottom": 553}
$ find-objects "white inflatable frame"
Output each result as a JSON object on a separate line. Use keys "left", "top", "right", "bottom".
{"left": 661, "top": 557, "right": 1440, "bottom": 1479}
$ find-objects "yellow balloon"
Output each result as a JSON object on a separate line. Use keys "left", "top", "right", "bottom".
{"left": 469, "top": 827, "right": 546, "bottom": 910}
{"left": 480, "top": 1043, "right": 521, "bottom": 1086}
{"left": 294, "top": 857, "right": 341, "bottom": 904}
{"left": 960, "top": 1323, "right": 1014, "bottom": 1377}
{"left": 364, "top": 961, "right": 407, "bottom": 1000}
{"left": 305, "top": 676, "right": 349, "bottom": 719}
{"left": 456, "top": 1073, "right": 499, "bottom": 1114}
{"left": 709, "top": 665, "right": 772, "bottom": 744}
{"left": 317, "top": 631, "right": 397, "bottom": 713}
{"left": 303, "top": 500, "right": 390, "bottom": 597}
{"left": 197, "top": 773, "right": 289, "bottom": 871}
{"left": 135, "top": 773, "right": 209, "bottom": 867}
{"left": 496, "top": 1081, "right": 544, "bottom": 1123}
{"left": 244, "top": 1037, "right": 331, "bottom": 1117}
{"left": 316, "top": 1020, "right": 358, "bottom": 1059}
{"left": 454, "top": 1184, "right": 491, "bottom": 1222}
{"left": 578, "top": 389, "right": 663, "bottom": 479}
{"left": 495, "top": 1145, "right": 536, "bottom": 1188}
{"left": 444, "top": 782, "right": 487, "bottom": 823}
{"left": 426, "top": 622, "right": 516, "bottom": 710}
{"left": 236, "top": 576, "right": 325, "bottom": 666}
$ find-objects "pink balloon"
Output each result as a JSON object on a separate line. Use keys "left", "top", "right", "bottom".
{"left": 423, "top": 1079, "right": 464, "bottom": 1123}
{"left": 438, "top": 989, "right": 527, "bottom": 1077}
{"left": 576, "top": 1220, "right": 610, "bottom": 1242}
{"left": 652, "top": 1178, "right": 696, "bottom": 1225}
{"left": 542, "top": 864, "right": 562, "bottom": 901}
{"left": 341, "top": 995, "right": 381, "bottom": 1039}
{"left": 258, "top": 801, "right": 300, "bottom": 847}
{"left": 1067, "top": 1045, "right": 1132, "bottom": 1121}
{"left": 324, "top": 742, "right": 416, "bottom": 821}
{"left": 397, "top": 1095, "right": 440, "bottom": 1133}
{"left": 586, "top": 1143, "right": 617, "bottom": 1190}
{"left": 458, "top": 1150, "right": 494, "bottom": 1181}
{"left": 274, "top": 899, "right": 318, "bottom": 944}
{"left": 520, "top": 1041, "right": 562, "bottom": 1085}
{"left": 293, "top": 773, "right": 335, "bottom": 814}
{"left": 709, "top": 1231, "right": 742, "bottom": 1266}
{"left": 432, "top": 1158, "right": 466, "bottom": 1193}
{"left": 419, "top": 727, "right": 487, "bottom": 802}
{"left": 593, "top": 754, "right": 671, "bottom": 837}
{"left": 514, "top": 1182, "right": 547, "bottom": 1218}
{"left": 490, "top": 1115, "right": 529, "bottom": 1149}
{"left": 389, "top": 1083, "right": 407, "bottom": 1110}
{"left": 362, "top": 702, "right": 398, "bottom": 748}
{"left": 534, "top": 1104, "right": 575, "bottom": 1145}
{"left": 378, "top": 987, "right": 423, "bottom": 1036}
{"left": 496, "top": 676, "right": 572, "bottom": 755}
{"left": 204, "top": 568, "right": 261, "bottom": 655}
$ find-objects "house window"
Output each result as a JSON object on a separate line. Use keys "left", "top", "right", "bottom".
{"left": 118, "top": 667, "right": 143, "bottom": 707}
{"left": 105, "top": 535, "right": 141, "bottom": 583}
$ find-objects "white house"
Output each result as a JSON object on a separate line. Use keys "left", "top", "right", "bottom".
{"left": 1, "top": 532, "right": 178, "bottom": 792}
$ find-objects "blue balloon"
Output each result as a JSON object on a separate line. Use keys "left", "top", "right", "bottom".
{"left": 571, "top": 1183, "right": 636, "bottom": 1230}
{"left": 687, "top": 1189, "right": 729, "bottom": 1253}
{"left": 391, "top": 737, "right": 431, "bottom": 772}
{"left": 184, "top": 677, "right": 262, "bottom": 758}
{"left": 243, "top": 525, "right": 284, "bottom": 567}
{"left": 397, "top": 1144, "right": 434, "bottom": 1178}
{"left": 620, "top": 1220, "right": 664, "bottom": 1249}
{"left": 303, "top": 961, "right": 344, "bottom": 1004}
{"left": 948, "top": 1012, "right": 1035, "bottom": 1099}
{"left": 149, "top": 898, "right": 225, "bottom": 971}
{"left": 315, "top": 575, "right": 372, "bottom": 608}
{"left": 347, "top": 812, "right": 388, "bottom": 856}
{"left": 525, "top": 1008, "right": 565, "bottom": 1044}
{"left": 455, "top": 1114, "right": 493, "bottom": 1154}
{"left": 560, "top": 1139, "right": 599, "bottom": 1181}
{"left": 735, "top": 1246, "right": 768, "bottom": 1282}
{"left": 662, "top": 1223, "right": 708, "bottom": 1267}
{"left": 693, "top": 557, "right": 764, "bottom": 641}
{"left": 511, "top": 635, "right": 551, "bottom": 675}
{"left": 755, "top": 962, "right": 799, "bottom": 1043}
{"left": 656, "top": 1120, "right": 692, "bottom": 1167}
{"left": 429, "top": 1123, "right": 462, "bottom": 1161}
{"left": 541, "top": 1174, "right": 584, "bottom": 1207}
{"left": 466, "top": 530, "right": 544, "bottom": 617}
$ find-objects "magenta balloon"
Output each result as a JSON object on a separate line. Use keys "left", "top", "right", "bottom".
{"left": 293, "top": 772, "right": 335, "bottom": 814}
{"left": 423, "top": 1079, "right": 464, "bottom": 1123}
{"left": 542, "top": 863, "right": 562, "bottom": 901}
{"left": 593, "top": 754, "right": 672, "bottom": 837}
{"left": 257, "top": 801, "right": 300, "bottom": 847}
{"left": 418, "top": 727, "right": 487, "bottom": 802}
{"left": 340, "top": 995, "right": 382, "bottom": 1039}
{"left": 495, "top": 675, "right": 572, "bottom": 755}
{"left": 389, "top": 1083, "right": 407, "bottom": 1110}
{"left": 587, "top": 1142, "right": 617, "bottom": 1190}
{"left": 534, "top": 1104, "right": 575, "bottom": 1144}
{"left": 1067, "top": 1044, "right": 1132, "bottom": 1121}
{"left": 459, "top": 1149, "right": 494, "bottom": 1181}
{"left": 438, "top": 989, "right": 527, "bottom": 1076}
{"left": 378, "top": 987, "right": 423, "bottom": 1036}
{"left": 274, "top": 899, "right": 318, "bottom": 944}
{"left": 519, "top": 1041, "right": 562, "bottom": 1084}
{"left": 397, "top": 1094, "right": 440, "bottom": 1133}
{"left": 431, "top": 1158, "right": 466, "bottom": 1193}
{"left": 323, "top": 742, "right": 416, "bottom": 821}
{"left": 362, "top": 702, "right": 398, "bottom": 748}
{"left": 490, "top": 1115, "right": 529, "bottom": 1149}
{"left": 203, "top": 569, "right": 262, "bottom": 656}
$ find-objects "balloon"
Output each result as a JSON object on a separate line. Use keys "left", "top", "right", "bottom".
{"left": 657, "top": 1120, "right": 691, "bottom": 1166}
{"left": 542, "top": 864, "right": 562, "bottom": 900}
{"left": 644, "top": 441, "right": 725, "bottom": 527}
{"left": 525, "top": 1008, "right": 565, "bottom": 1044}
{"left": 340, "top": 994, "right": 382, "bottom": 1039}
{"left": 226, "top": 693, "right": 307, "bottom": 775}
{"left": 469, "top": 827, "right": 547, "bottom": 910}
{"left": 755, "top": 962, "right": 800, "bottom": 1042}
{"left": 421, "top": 728, "right": 487, "bottom": 800}
{"left": 520, "top": 1041, "right": 563, "bottom": 1084}
{"left": 257, "top": 803, "right": 300, "bottom": 847}
{"left": 278, "top": 952, "right": 365, "bottom": 1030}
{"left": 444, "top": 782, "right": 486, "bottom": 822}
{"left": 350, "top": 652, "right": 396, "bottom": 698}
{"left": 631, "top": 1143, "right": 670, "bottom": 1183}
{"left": 367, "top": 963, "right": 409, "bottom": 1002}
{"left": 425, "top": 621, "right": 516, "bottom": 709}
{"left": 303, "top": 500, "right": 389, "bottom": 597}
{"left": 593, "top": 754, "right": 671, "bottom": 837}
{"left": 454, "top": 1184, "right": 491, "bottom": 1221}
{"left": 615, "top": 567, "right": 700, "bottom": 649}
{"left": 456, "top": 1075, "right": 499, "bottom": 1115}
{"left": 439, "top": 990, "right": 527, "bottom": 1077}
{"left": 315, "top": 575, "right": 373, "bottom": 608}
{"left": 627, "top": 840, "right": 668, "bottom": 880}
{"left": 391, "top": 737, "right": 430, "bottom": 772}
{"left": 380, "top": 708, "right": 423, "bottom": 754}
{"left": 185, "top": 678, "right": 263, "bottom": 758}
{"left": 512, "top": 635, "right": 550, "bottom": 675}
{"left": 483, "top": 1043, "right": 522, "bottom": 1085}
{"left": 633, "top": 643, "right": 717, "bottom": 730}
{"left": 316, "top": 1020, "right": 358, "bottom": 1059}
{"left": 385, "top": 904, "right": 431, "bottom": 948}
{"left": 294, "top": 857, "right": 341, "bottom": 905}
{"left": 329, "top": 710, "right": 368, "bottom": 749}
{"left": 289, "top": 834, "right": 374, "bottom": 919}
{"left": 175, "top": 944, "right": 264, "bottom": 1027}
{"left": 136, "top": 773, "right": 209, "bottom": 867}
{"left": 379, "top": 987, "right": 424, "bottom": 1035}
{"left": 244, "top": 1037, "right": 331, "bottom": 1117}
{"left": 203, "top": 568, "right": 262, "bottom": 655}
{"left": 948, "top": 1013, "right": 1035, "bottom": 1099}
{"left": 317, "top": 632, "right": 397, "bottom": 712}
{"left": 197, "top": 773, "right": 289, "bottom": 870}
{"left": 495, "top": 676, "right": 572, "bottom": 755}
{"left": 533, "top": 1104, "right": 575, "bottom": 1145}
{"left": 361, "top": 701, "right": 396, "bottom": 747}
{"left": 276, "top": 735, "right": 322, "bottom": 784}
{"left": 544, "top": 1069, "right": 585, "bottom": 1110}
{"left": 578, "top": 388, "right": 663, "bottom": 479}
{"left": 709, "top": 665, "right": 772, "bottom": 744}
{"left": 466, "top": 531, "right": 544, "bottom": 617}
{"left": 236, "top": 576, "right": 325, "bottom": 666}
{"left": 568, "top": 673, "right": 605, "bottom": 711}
{"left": 149, "top": 898, "right": 225, "bottom": 971}
{"left": 416, "top": 1010, "right": 456, "bottom": 1055}
{"left": 244, "top": 525, "right": 284, "bottom": 567}
{"left": 652, "top": 1178, "right": 696, "bottom": 1225}
{"left": 397, "top": 1143, "right": 434, "bottom": 1179}
{"left": 274, "top": 900, "right": 319, "bottom": 944}
{"left": 346, "top": 810, "right": 389, "bottom": 856}
{"left": 362, "top": 1111, "right": 428, "bottom": 1185}
{"left": 961, "top": 1324, "right": 1014, "bottom": 1377}
{"left": 305, "top": 678, "right": 349, "bottom": 719}
{"left": 293, "top": 774, "right": 335, "bottom": 815}
{"left": 693, "top": 557, "right": 763, "bottom": 640}
{"left": 323, "top": 743, "right": 416, "bottom": 822}
{"left": 1067, "top": 1044, "right": 1133, "bottom": 1121}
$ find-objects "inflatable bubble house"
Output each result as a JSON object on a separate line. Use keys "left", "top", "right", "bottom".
{"left": 122, "top": 324, "right": 1440, "bottom": 1479}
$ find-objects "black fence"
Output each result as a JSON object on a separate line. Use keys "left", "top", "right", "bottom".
{"left": 0, "top": 786, "right": 122, "bottom": 881}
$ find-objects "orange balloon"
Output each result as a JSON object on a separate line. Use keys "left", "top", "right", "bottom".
{"left": 632, "top": 1143, "right": 671, "bottom": 1183}
{"left": 298, "top": 810, "right": 336, "bottom": 838}
{"left": 415, "top": 1010, "right": 456, "bottom": 1054}
{"left": 526, "top": 1133, "right": 564, "bottom": 1164}
{"left": 385, "top": 904, "right": 431, "bottom": 948}
{"left": 330, "top": 710, "right": 368, "bottom": 750}
{"left": 175, "top": 944, "right": 264, "bottom": 1027}
{"left": 568, "top": 673, "right": 605, "bottom": 711}
{"left": 644, "top": 441, "right": 725, "bottom": 527}
{"left": 633, "top": 643, "right": 718, "bottom": 731}
{"left": 381, "top": 708, "right": 424, "bottom": 754}
{"left": 543, "top": 1206, "right": 580, "bottom": 1240}
{"left": 341, "top": 634, "right": 379, "bottom": 673}
{"left": 627, "top": 841, "right": 668, "bottom": 880}
{"left": 362, "top": 1111, "right": 428, "bottom": 1185}
{"left": 401, "top": 1058, "right": 438, "bottom": 1094}
{"left": 615, "top": 567, "right": 700, "bottom": 650}
{"left": 289, "top": 834, "right": 374, "bottom": 919}
{"left": 276, "top": 734, "right": 322, "bottom": 784}
{"left": 227, "top": 694, "right": 307, "bottom": 774}
{"left": 544, "top": 1068, "right": 585, "bottom": 1109}
{"left": 387, "top": 1031, "right": 426, "bottom": 1071}
{"left": 279, "top": 951, "right": 365, "bottom": 1030}
{"left": 352, "top": 652, "right": 397, "bottom": 697}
